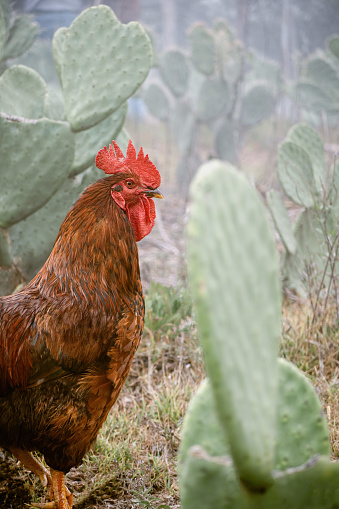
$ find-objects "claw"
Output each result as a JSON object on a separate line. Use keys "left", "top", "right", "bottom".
{"left": 8, "top": 448, "right": 73, "bottom": 508}
{"left": 30, "top": 503, "right": 56, "bottom": 508}
{"left": 50, "top": 469, "right": 73, "bottom": 509}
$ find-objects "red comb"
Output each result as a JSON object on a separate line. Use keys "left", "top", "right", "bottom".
{"left": 95, "top": 140, "right": 161, "bottom": 189}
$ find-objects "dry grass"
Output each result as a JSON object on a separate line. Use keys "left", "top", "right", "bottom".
{"left": 281, "top": 299, "right": 339, "bottom": 458}
{"left": 1, "top": 287, "right": 339, "bottom": 508}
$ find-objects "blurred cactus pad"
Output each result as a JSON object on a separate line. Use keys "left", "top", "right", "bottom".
{"left": 143, "top": 19, "right": 280, "bottom": 191}
{"left": 296, "top": 35, "right": 339, "bottom": 116}
{"left": 179, "top": 159, "right": 339, "bottom": 508}
{"left": 0, "top": 4, "right": 153, "bottom": 294}
{"left": 0, "top": 0, "right": 39, "bottom": 74}
{"left": 267, "top": 123, "right": 339, "bottom": 297}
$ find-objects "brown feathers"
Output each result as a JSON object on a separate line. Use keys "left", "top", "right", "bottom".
{"left": 0, "top": 172, "right": 147, "bottom": 475}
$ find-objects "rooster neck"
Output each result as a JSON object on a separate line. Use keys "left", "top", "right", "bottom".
{"left": 35, "top": 177, "right": 141, "bottom": 305}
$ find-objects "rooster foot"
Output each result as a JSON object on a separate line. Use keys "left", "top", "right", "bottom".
{"left": 8, "top": 448, "right": 73, "bottom": 508}
{"left": 31, "top": 469, "right": 73, "bottom": 509}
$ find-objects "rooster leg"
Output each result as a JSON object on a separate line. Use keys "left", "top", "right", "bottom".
{"left": 8, "top": 446, "right": 52, "bottom": 487}
{"left": 49, "top": 468, "right": 74, "bottom": 509}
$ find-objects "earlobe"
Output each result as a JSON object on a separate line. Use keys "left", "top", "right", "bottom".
{"left": 111, "top": 189, "right": 126, "bottom": 210}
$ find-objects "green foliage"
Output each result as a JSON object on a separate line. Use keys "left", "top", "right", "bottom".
{"left": 179, "top": 160, "right": 339, "bottom": 508}
{"left": 143, "top": 83, "right": 170, "bottom": 122}
{"left": 0, "top": 5, "right": 152, "bottom": 294}
{"left": 159, "top": 49, "right": 189, "bottom": 97}
{"left": 0, "top": 1, "right": 38, "bottom": 72}
{"left": 0, "top": 114, "right": 75, "bottom": 228}
{"left": 185, "top": 160, "right": 281, "bottom": 489}
{"left": 143, "top": 19, "right": 279, "bottom": 191}
{"left": 145, "top": 282, "right": 192, "bottom": 335}
{"left": 296, "top": 38, "right": 339, "bottom": 115}
{"left": 188, "top": 23, "right": 216, "bottom": 76}
{"left": 60, "top": 6, "right": 152, "bottom": 131}
{"left": 268, "top": 123, "right": 339, "bottom": 298}
{"left": 0, "top": 65, "right": 48, "bottom": 118}
{"left": 240, "top": 82, "right": 276, "bottom": 126}
{"left": 266, "top": 189, "right": 296, "bottom": 255}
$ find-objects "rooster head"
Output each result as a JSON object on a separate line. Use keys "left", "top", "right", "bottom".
{"left": 95, "top": 140, "right": 162, "bottom": 241}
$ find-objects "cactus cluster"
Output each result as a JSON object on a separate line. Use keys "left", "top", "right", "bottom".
{"left": 267, "top": 123, "right": 339, "bottom": 296}
{"left": 0, "top": 5, "right": 152, "bottom": 294}
{"left": 179, "top": 159, "right": 339, "bottom": 508}
{"left": 296, "top": 35, "right": 339, "bottom": 114}
{"left": 143, "top": 20, "right": 279, "bottom": 191}
{"left": 0, "top": 0, "right": 39, "bottom": 74}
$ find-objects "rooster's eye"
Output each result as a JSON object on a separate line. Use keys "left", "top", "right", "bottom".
{"left": 125, "top": 180, "right": 135, "bottom": 189}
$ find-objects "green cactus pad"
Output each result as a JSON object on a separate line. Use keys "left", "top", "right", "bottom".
{"left": 43, "top": 86, "right": 66, "bottom": 121}
{"left": 328, "top": 36, "right": 339, "bottom": 60}
{"left": 186, "top": 160, "right": 281, "bottom": 489}
{"left": 52, "top": 26, "right": 68, "bottom": 85}
{"left": 215, "top": 121, "right": 236, "bottom": 163}
{"left": 0, "top": 228, "right": 11, "bottom": 267}
{"left": 296, "top": 81, "right": 335, "bottom": 113}
{"left": 247, "top": 54, "right": 280, "bottom": 86}
{"left": 159, "top": 49, "right": 190, "bottom": 97}
{"left": 286, "top": 123, "right": 326, "bottom": 192}
{"left": 0, "top": 65, "right": 48, "bottom": 118}
{"left": 170, "top": 101, "right": 195, "bottom": 154}
{"left": 196, "top": 76, "right": 230, "bottom": 121}
{"left": 69, "top": 102, "right": 127, "bottom": 176}
{"left": 179, "top": 359, "right": 333, "bottom": 509}
{"left": 0, "top": 5, "right": 5, "bottom": 55}
{"left": 143, "top": 83, "right": 170, "bottom": 121}
{"left": 60, "top": 5, "right": 152, "bottom": 131}
{"left": 0, "top": 266, "right": 22, "bottom": 297}
{"left": 188, "top": 23, "right": 216, "bottom": 76}
{"left": 0, "top": 114, "right": 75, "bottom": 228}
{"left": 277, "top": 141, "right": 315, "bottom": 207}
{"left": 283, "top": 207, "right": 338, "bottom": 296}
{"left": 241, "top": 82, "right": 275, "bottom": 126}
{"left": 266, "top": 189, "right": 296, "bottom": 255}
{"left": 1, "top": 14, "right": 38, "bottom": 60}
{"left": 305, "top": 56, "right": 339, "bottom": 104}
{"left": 214, "top": 21, "right": 242, "bottom": 86}
{"left": 9, "top": 167, "right": 101, "bottom": 280}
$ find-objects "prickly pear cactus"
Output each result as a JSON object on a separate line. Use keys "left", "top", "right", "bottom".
{"left": 268, "top": 123, "right": 339, "bottom": 296}
{"left": 0, "top": 0, "right": 38, "bottom": 73}
{"left": 186, "top": 160, "right": 281, "bottom": 489}
{"left": 179, "top": 360, "right": 337, "bottom": 509}
{"left": 0, "top": 5, "right": 153, "bottom": 294}
{"left": 59, "top": 5, "right": 152, "bottom": 131}
{"left": 143, "top": 19, "right": 278, "bottom": 190}
{"left": 179, "top": 159, "right": 339, "bottom": 508}
{"left": 296, "top": 36, "right": 339, "bottom": 115}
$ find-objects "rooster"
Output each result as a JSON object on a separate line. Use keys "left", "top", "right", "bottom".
{"left": 0, "top": 140, "right": 162, "bottom": 509}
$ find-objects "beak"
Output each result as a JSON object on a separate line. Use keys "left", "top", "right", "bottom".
{"left": 144, "top": 188, "right": 163, "bottom": 199}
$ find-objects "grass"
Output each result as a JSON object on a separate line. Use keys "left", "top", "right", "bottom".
{"left": 281, "top": 298, "right": 339, "bottom": 459}
{"left": 67, "top": 284, "right": 204, "bottom": 509}
{"left": 2, "top": 285, "right": 338, "bottom": 508}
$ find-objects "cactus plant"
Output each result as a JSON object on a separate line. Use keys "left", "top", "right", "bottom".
{"left": 0, "top": 0, "right": 38, "bottom": 73}
{"left": 268, "top": 123, "right": 339, "bottom": 296}
{"left": 60, "top": 6, "right": 152, "bottom": 131}
{"left": 296, "top": 36, "right": 339, "bottom": 115}
{"left": 143, "top": 19, "right": 279, "bottom": 191}
{"left": 179, "top": 159, "right": 339, "bottom": 508}
{"left": 0, "top": 5, "right": 152, "bottom": 294}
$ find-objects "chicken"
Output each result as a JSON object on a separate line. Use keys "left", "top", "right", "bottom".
{"left": 0, "top": 140, "right": 162, "bottom": 509}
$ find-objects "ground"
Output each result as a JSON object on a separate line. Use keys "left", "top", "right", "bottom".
{"left": 0, "top": 129, "right": 338, "bottom": 508}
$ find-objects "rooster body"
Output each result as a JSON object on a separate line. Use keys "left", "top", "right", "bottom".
{"left": 0, "top": 141, "right": 161, "bottom": 508}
